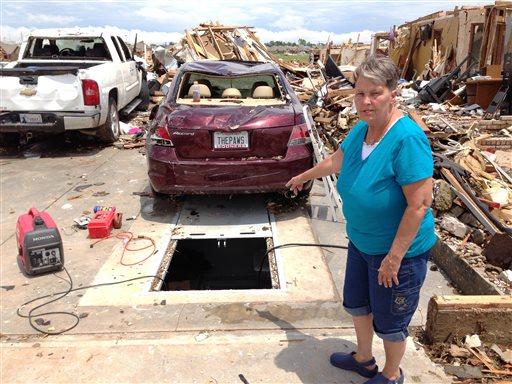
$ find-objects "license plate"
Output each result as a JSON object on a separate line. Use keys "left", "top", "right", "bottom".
{"left": 19, "top": 113, "right": 42, "bottom": 124}
{"left": 213, "top": 131, "right": 249, "bottom": 149}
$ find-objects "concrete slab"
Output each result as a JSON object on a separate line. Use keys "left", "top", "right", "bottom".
{"left": 175, "top": 195, "right": 274, "bottom": 239}
{"left": 79, "top": 200, "right": 338, "bottom": 309}
{"left": 0, "top": 137, "right": 451, "bottom": 383}
{"left": 1, "top": 329, "right": 448, "bottom": 383}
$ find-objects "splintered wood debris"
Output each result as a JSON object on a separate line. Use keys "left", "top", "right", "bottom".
{"left": 171, "top": 23, "right": 309, "bottom": 76}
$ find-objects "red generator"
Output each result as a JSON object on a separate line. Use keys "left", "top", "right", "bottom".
{"left": 16, "top": 208, "right": 64, "bottom": 275}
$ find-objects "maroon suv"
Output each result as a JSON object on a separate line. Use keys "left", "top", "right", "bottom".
{"left": 146, "top": 60, "right": 313, "bottom": 195}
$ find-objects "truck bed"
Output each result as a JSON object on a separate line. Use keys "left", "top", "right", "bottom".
{"left": 0, "top": 61, "right": 102, "bottom": 76}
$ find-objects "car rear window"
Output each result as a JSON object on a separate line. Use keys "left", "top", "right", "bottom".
{"left": 24, "top": 37, "right": 112, "bottom": 61}
{"left": 176, "top": 72, "right": 285, "bottom": 105}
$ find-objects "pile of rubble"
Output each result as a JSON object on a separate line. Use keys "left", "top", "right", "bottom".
{"left": 143, "top": 22, "right": 314, "bottom": 100}
{"left": 423, "top": 332, "right": 512, "bottom": 381}
{"left": 170, "top": 23, "right": 309, "bottom": 76}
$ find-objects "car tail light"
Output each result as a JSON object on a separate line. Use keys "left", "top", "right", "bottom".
{"left": 149, "top": 126, "right": 174, "bottom": 147}
{"left": 287, "top": 123, "right": 311, "bottom": 147}
{"left": 82, "top": 80, "right": 100, "bottom": 106}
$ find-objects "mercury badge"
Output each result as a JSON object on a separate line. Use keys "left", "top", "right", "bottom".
{"left": 20, "top": 86, "right": 37, "bottom": 97}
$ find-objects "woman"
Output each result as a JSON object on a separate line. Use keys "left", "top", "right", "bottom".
{"left": 286, "top": 55, "right": 436, "bottom": 384}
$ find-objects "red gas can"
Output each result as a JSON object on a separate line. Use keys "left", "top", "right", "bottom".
{"left": 87, "top": 207, "right": 117, "bottom": 239}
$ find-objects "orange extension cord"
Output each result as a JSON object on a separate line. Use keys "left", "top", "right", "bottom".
{"left": 90, "top": 231, "right": 157, "bottom": 266}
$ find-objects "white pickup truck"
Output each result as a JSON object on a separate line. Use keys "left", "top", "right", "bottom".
{"left": 0, "top": 29, "right": 149, "bottom": 143}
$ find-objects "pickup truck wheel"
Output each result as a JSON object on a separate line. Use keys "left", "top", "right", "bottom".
{"left": 136, "top": 79, "right": 150, "bottom": 111}
{"left": 0, "top": 133, "right": 20, "bottom": 147}
{"left": 96, "top": 97, "right": 120, "bottom": 143}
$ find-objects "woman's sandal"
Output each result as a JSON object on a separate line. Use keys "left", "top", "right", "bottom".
{"left": 329, "top": 351, "right": 378, "bottom": 378}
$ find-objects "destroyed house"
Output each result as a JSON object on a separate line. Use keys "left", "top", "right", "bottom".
{"left": 388, "top": 2, "right": 511, "bottom": 82}
{"left": 315, "top": 40, "right": 373, "bottom": 67}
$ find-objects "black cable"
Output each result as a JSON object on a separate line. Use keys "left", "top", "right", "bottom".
{"left": 20, "top": 243, "right": 347, "bottom": 333}
{"left": 17, "top": 266, "right": 163, "bottom": 335}
{"left": 258, "top": 242, "right": 349, "bottom": 287}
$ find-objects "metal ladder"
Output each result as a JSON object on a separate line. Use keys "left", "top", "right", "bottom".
{"left": 302, "top": 105, "right": 343, "bottom": 222}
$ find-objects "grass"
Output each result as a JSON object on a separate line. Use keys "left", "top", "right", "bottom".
{"left": 273, "top": 53, "right": 310, "bottom": 64}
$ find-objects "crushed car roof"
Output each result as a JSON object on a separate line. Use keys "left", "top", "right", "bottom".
{"left": 179, "top": 60, "right": 281, "bottom": 76}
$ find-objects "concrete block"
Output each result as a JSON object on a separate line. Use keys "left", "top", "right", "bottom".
{"left": 431, "top": 238, "right": 501, "bottom": 295}
{"left": 433, "top": 180, "right": 456, "bottom": 211}
{"left": 440, "top": 215, "right": 469, "bottom": 238}
{"left": 499, "top": 270, "right": 512, "bottom": 285}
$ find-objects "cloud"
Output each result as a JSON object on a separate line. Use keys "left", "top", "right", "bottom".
{"left": 1, "top": 24, "right": 376, "bottom": 46}
{"left": 134, "top": 7, "right": 178, "bottom": 23}
{"left": 270, "top": 14, "right": 305, "bottom": 30}
{"left": 0, "top": 25, "right": 182, "bottom": 45}
{"left": 26, "top": 13, "right": 78, "bottom": 25}
{"left": 133, "top": 4, "right": 260, "bottom": 28}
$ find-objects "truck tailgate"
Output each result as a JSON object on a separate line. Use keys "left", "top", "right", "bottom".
{"left": 0, "top": 67, "right": 83, "bottom": 111}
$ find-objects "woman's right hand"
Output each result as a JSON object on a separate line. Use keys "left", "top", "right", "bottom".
{"left": 285, "top": 174, "right": 306, "bottom": 196}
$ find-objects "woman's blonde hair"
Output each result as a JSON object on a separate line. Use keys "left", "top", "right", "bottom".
{"left": 355, "top": 55, "right": 399, "bottom": 90}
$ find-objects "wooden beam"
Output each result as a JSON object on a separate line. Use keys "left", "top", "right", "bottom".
{"left": 440, "top": 168, "right": 500, "bottom": 234}
{"left": 426, "top": 295, "right": 512, "bottom": 344}
{"left": 207, "top": 26, "right": 224, "bottom": 59}
{"left": 184, "top": 30, "right": 203, "bottom": 59}
{"left": 194, "top": 31, "right": 216, "bottom": 60}
{"left": 401, "top": 30, "right": 420, "bottom": 79}
{"left": 328, "top": 88, "right": 357, "bottom": 98}
{"left": 197, "top": 25, "right": 253, "bottom": 31}
{"left": 408, "top": 110, "right": 431, "bottom": 133}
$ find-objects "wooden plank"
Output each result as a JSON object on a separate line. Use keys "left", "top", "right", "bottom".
{"left": 435, "top": 295, "right": 512, "bottom": 308}
{"left": 214, "top": 37, "right": 236, "bottom": 60}
{"left": 184, "top": 31, "right": 203, "bottom": 58}
{"left": 197, "top": 25, "right": 252, "bottom": 31}
{"left": 123, "top": 142, "right": 145, "bottom": 149}
{"left": 207, "top": 26, "right": 224, "bottom": 60}
{"left": 314, "top": 116, "right": 334, "bottom": 124}
{"left": 328, "top": 88, "right": 356, "bottom": 98}
{"left": 246, "top": 29, "right": 270, "bottom": 52}
{"left": 194, "top": 31, "right": 217, "bottom": 60}
{"left": 440, "top": 168, "right": 500, "bottom": 234}
{"left": 426, "top": 295, "right": 512, "bottom": 344}
{"left": 401, "top": 30, "right": 420, "bottom": 79}
{"left": 408, "top": 110, "right": 431, "bottom": 133}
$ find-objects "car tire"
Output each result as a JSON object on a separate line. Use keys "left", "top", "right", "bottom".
{"left": 0, "top": 133, "right": 19, "bottom": 147}
{"left": 96, "top": 97, "right": 120, "bottom": 144}
{"left": 136, "top": 79, "right": 150, "bottom": 111}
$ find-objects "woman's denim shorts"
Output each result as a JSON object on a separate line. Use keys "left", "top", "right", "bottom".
{"left": 343, "top": 242, "right": 429, "bottom": 342}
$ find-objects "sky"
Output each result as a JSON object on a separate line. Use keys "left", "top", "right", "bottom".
{"left": 0, "top": 0, "right": 489, "bottom": 45}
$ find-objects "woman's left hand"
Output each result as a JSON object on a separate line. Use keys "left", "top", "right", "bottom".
{"left": 378, "top": 254, "right": 402, "bottom": 288}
